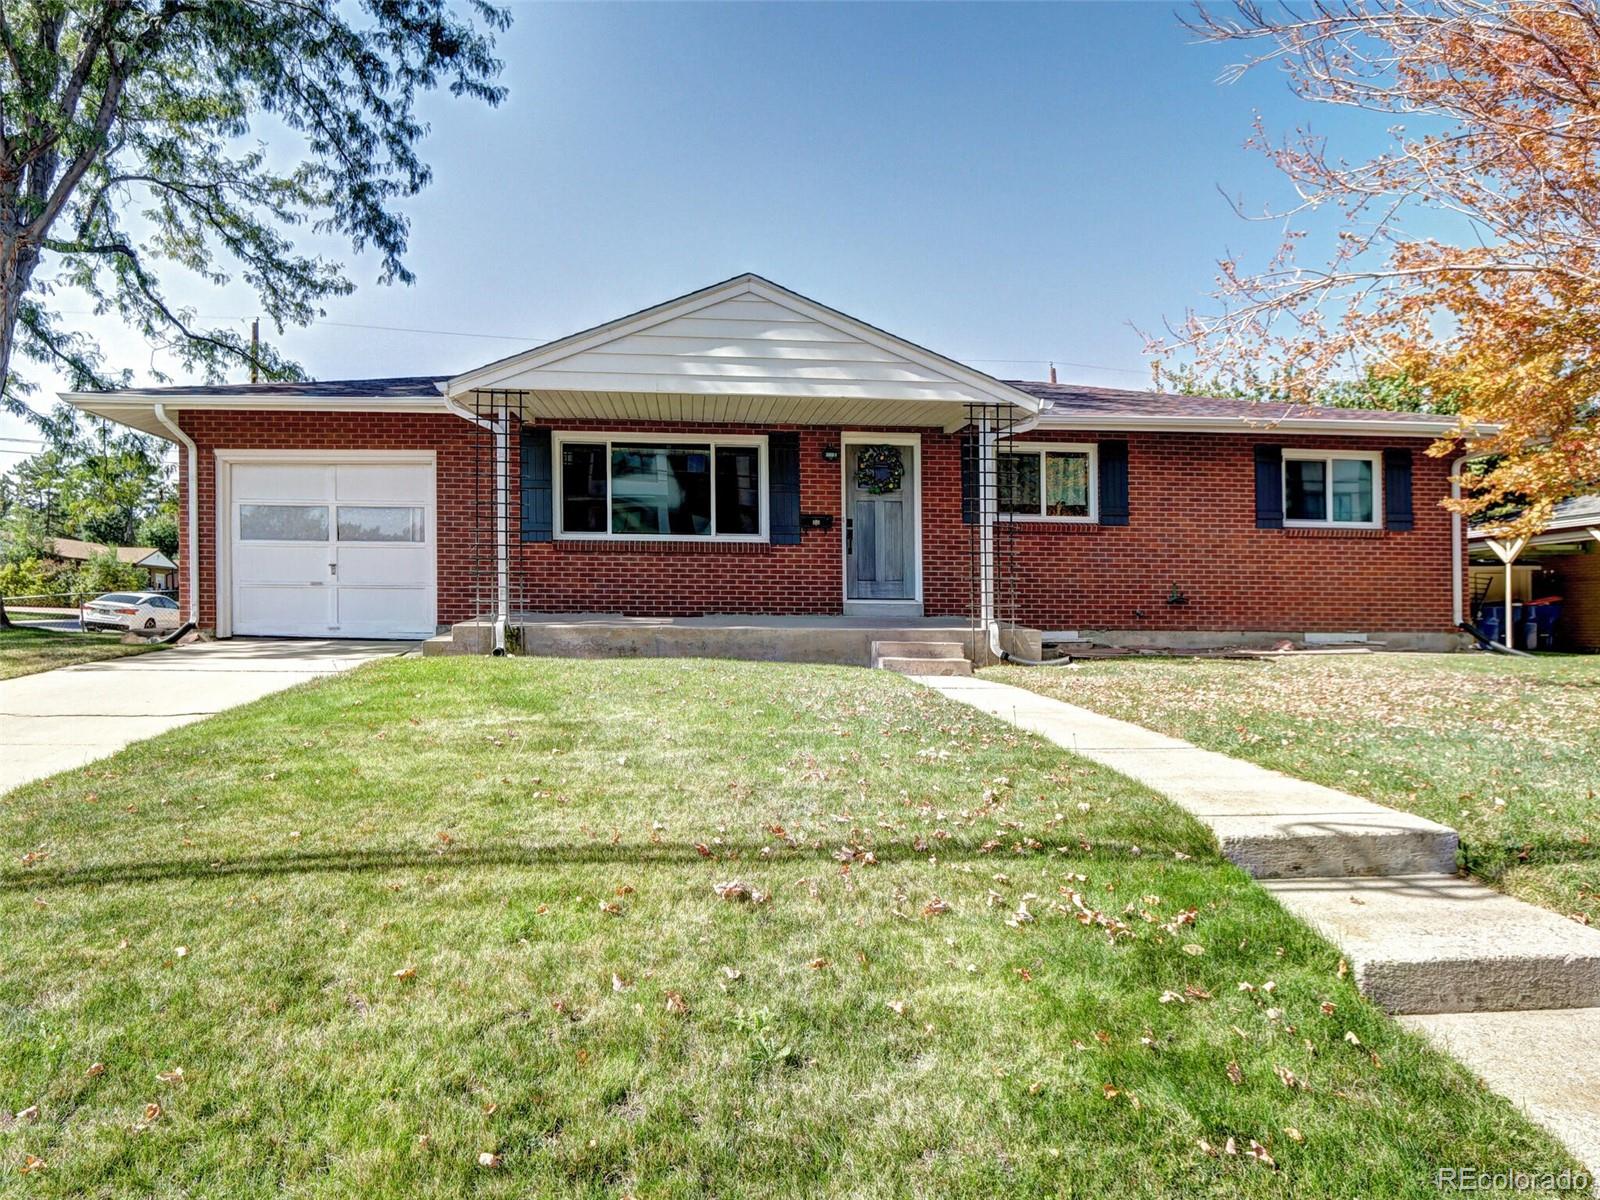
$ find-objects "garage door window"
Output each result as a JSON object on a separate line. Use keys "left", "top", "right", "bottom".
{"left": 239, "top": 504, "right": 329, "bottom": 541}
{"left": 337, "top": 505, "right": 425, "bottom": 543}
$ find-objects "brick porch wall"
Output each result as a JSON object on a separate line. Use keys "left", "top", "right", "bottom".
{"left": 174, "top": 411, "right": 1459, "bottom": 634}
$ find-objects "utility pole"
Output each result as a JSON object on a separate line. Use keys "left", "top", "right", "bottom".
{"left": 250, "top": 318, "right": 260, "bottom": 383}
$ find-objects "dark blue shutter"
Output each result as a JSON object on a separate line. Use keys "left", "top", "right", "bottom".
{"left": 1097, "top": 440, "right": 1129, "bottom": 526}
{"left": 960, "top": 434, "right": 978, "bottom": 525}
{"left": 1383, "top": 448, "right": 1414, "bottom": 531}
{"left": 1254, "top": 444, "right": 1284, "bottom": 529}
{"left": 768, "top": 431, "right": 801, "bottom": 544}
{"left": 520, "top": 426, "right": 553, "bottom": 542}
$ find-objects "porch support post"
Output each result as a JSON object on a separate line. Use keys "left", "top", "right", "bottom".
{"left": 1485, "top": 536, "right": 1527, "bottom": 650}
{"left": 978, "top": 412, "right": 997, "bottom": 630}
{"left": 494, "top": 393, "right": 511, "bottom": 643}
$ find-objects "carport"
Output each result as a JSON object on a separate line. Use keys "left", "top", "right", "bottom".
{"left": 1469, "top": 496, "right": 1600, "bottom": 650}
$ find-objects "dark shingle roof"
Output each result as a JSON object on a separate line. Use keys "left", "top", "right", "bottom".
{"left": 102, "top": 376, "right": 450, "bottom": 400}
{"left": 1004, "top": 380, "right": 1452, "bottom": 426}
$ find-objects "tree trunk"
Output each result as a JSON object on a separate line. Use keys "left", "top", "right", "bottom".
{"left": 0, "top": 236, "right": 43, "bottom": 398}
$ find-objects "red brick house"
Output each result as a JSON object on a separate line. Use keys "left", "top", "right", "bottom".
{"left": 65, "top": 274, "right": 1472, "bottom": 659}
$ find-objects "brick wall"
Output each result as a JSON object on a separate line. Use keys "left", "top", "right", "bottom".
{"left": 1549, "top": 548, "right": 1600, "bottom": 650}
{"left": 175, "top": 410, "right": 1459, "bottom": 634}
{"left": 921, "top": 430, "right": 1459, "bottom": 633}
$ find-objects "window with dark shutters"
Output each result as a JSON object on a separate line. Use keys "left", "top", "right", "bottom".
{"left": 1383, "top": 448, "right": 1414, "bottom": 530}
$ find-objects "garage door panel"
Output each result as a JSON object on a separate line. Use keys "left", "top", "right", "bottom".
{"left": 336, "top": 587, "right": 434, "bottom": 637}
{"left": 232, "top": 544, "right": 330, "bottom": 585}
{"left": 233, "top": 464, "right": 332, "bottom": 501}
{"left": 335, "top": 544, "right": 432, "bottom": 586}
{"left": 235, "top": 584, "right": 333, "bottom": 634}
{"left": 336, "top": 463, "right": 432, "bottom": 502}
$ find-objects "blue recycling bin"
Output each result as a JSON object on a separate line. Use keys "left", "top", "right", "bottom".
{"left": 1477, "top": 606, "right": 1502, "bottom": 645}
{"left": 1531, "top": 602, "right": 1563, "bottom": 650}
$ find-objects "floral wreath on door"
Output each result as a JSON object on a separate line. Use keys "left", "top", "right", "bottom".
{"left": 855, "top": 445, "right": 904, "bottom": 495}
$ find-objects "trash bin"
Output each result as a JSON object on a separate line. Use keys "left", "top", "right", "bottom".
{"left": 1529, "top": 599, "right": 1563, "bottom": 651}
{"left": 1478, "top": 606, "right": 1502, "bottom": 645}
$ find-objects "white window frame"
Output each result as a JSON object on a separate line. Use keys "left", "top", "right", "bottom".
{"left": 996, "top": 441, "right": 1099, "bottom": 523}
{"left": 1282, "top": 449, "right": 1383, "bottom": 530}
{"left": 551, "top": 431, "right": 769, "bottom": 543}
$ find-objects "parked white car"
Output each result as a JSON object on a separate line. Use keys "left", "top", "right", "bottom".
{"left": 81, "top": 592, "right": 183, "bottom": 634}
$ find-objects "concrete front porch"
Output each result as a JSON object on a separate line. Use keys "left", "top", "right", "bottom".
{"left": 423, "top": 613, "right": 1042, "bottom": 669}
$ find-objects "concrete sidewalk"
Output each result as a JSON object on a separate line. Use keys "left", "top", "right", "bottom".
{"left": 918, "top": 671, "right": 1600, "bottom": 1176}
{"left": 0, "top": 638, "right": 407, "bottom": 795}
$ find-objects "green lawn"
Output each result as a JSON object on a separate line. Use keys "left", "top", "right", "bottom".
{"left": 986, "top": 653, "right": 1600, "bottom": 925}
{"left": 0, "top": 623, "right": 165, "bottom": 681}
{"left": 0, "top": 658, "right": 1577, "bottom": 1197}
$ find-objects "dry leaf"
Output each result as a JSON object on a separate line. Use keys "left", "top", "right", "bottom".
{"left": 599, "top": 900, "right": 622, "bottom": 916}
{"left": 806, "top": 957, "right": 830, "bottom": 970}
{"left": 921, "top": 897, "right": 951, "bottom": 918}
{"left": 886, "top": 999, "right": 907, "bottom": 1017}
{"left": 393, "top": 965, "right": 417, "bottom": 981}
{"left": 1226, "top": 1060, "right": 1244, "bottom": 1086}
{"left": 1248, "top": 1140, "right": 1278, "bottom": 1169}
{"left": 1285, "top": 1126, "right": 1305, "bottom": 1143}
{"left": 1181, "top": 943, "right": 1205, "bottom": 956}
{"left": 611, "top": 973, "right": 631, "bottom": 992}
{"left": 85, "top": 1062, "right": 105, "bottom": 1078}
{"left": 477, "top": 1151, "right": 502, "bottom": 1168}
{"left": 143, "top": 1103, "right": 162, "bottom": 1122}
{"left": 713, "top": 880, "right": 751, "bottom": 902}
{"left": 664, "top": 991, "right": 689, "bottom": 1014}
{"left": 17, "top": 1105, "right": 38, "bottom": 1123}
{"left": 19, "top": 1154, "right": 45, "bottom": 1175}
{"left": 174, "top": 946, "right": 189, "bottom": 959}
{"left": 157, "top": 1068, "right": 184, "bottom": 1085}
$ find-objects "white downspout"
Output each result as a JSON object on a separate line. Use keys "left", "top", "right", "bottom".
{"left": 152, "top": 404, "right": 199, "bottom": 628}
{"left": 442, "top": 395, "right": 508, "bottom": 655}
{"left": 1450, "top": 456, "right": 1466, "bottom": 629}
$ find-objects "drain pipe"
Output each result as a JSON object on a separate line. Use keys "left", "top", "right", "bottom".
{"left": 152, "top": 405, "right": 200, "bottom": 627}
{"left": 443, "top": 395, "right": 509, "bottom": 656}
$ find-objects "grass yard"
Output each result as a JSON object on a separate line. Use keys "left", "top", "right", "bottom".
{"left": 0, "top": 624, "right": 165, "bottom": 681}
{"left": 0, "top": 657, "right": 1579, "bottom": 1197}
{"left": 986, "top": 653, "right": 1600, "bottom": 925}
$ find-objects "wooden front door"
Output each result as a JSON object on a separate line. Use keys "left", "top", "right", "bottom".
{"left": 846, "top": 442, "right": 916, "bottom": 601}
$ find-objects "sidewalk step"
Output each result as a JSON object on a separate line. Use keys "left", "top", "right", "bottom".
{"left": 1398, "top": 1008, "right": 1600, "bottom": 1176}
{"left": 421, "top": 634, "right": 471, "bottom": 657}
{"left": 1262, "top": 875, "right": 1600, "bottom": 1014}
{"left": 870, "top": 639, "right": 967, "bottom": 659}
{"left": 874, "top": 655, "right": 972, "bottom": 676}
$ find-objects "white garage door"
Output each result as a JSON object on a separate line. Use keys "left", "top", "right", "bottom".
{"left": 229, "top": 459, "right": 436, "bottom": 639}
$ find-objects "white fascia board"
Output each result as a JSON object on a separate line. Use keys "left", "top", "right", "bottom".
{"left": 61, "top": 392, "right": 454, "bottom": 439}
{"left": 1032, "top": 413, "right": 1473, "bottom": 438}
{"left": 442, "top": 273, "right": 1041, "bottom": 415}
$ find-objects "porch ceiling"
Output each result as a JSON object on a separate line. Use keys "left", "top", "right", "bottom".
{"left": 452, "top": 386, "right": 1021, "bottom": 432}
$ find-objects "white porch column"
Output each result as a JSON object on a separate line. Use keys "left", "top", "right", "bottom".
{"left": 977, "top": 414, "right": 997, "bottom": 629}
{"left": 494, "top": 395, "right": 511, "bottom": 636}
{"left": 1484, "top": 536, "right": 1527, "bottom": 650}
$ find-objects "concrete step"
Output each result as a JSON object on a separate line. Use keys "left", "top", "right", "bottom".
{"left": 421, "top": 633, "right": 471, "bottom": 657}
{"left": 873, "top": 655, "right": 972, "bottom": 676}
{"left": 870, "top": 639, "right": 967, "bottom": 659}
{"left": 1261, "top": 875, "right": 1600, "bottom": 1015}
{"left": 1398, "top": 1008, "right": 1600, "bottom": 1175}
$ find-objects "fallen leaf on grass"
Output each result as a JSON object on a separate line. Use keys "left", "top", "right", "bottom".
{"left": 1248, "top": 1140, "right": 1277, "bottom": 1169}
{"left": 886, "top": 999, "right": 907, "bottom": 1017}
{"left": 611, "top": 973, "right": 632, "bottom": 992}
{"left": 1226, "top": 1061, "right": 1244, "bottom": 1086}
{"left": 392, "top": 965, "right": 417, "bottom": 981}
{"left": 156, "top": 1068, "right": 184, "bottom": 1085}
{"left": 477, "top": 1151, "right": 502, "bottom": 1168}
{"left": 174, "top": 946, "right": 189, "bottom": 959}
{"left": 806, "top": 957, "right": 830, "bottom": 971}
{"left": 16, "top": 1106, "right": 38, "bottom": 1123}
{"left": 664, "top": 991, "right": 689, "bottom": 1014}
{"left": 921, "top": 897, "right": 951, "bottom": 918}
{"left": 1181, "top": 943, "right": 1205, "bottom": 957}
{"left": 85, "top": 1063, "right": 105, "bottom": 1078}
{"left": 1284, "top": 1127, "right": 1304, "bottom": 1143}
{"left": 598, "top": 900, "right": 622, "bottom": 916}
{"left": 19, "top": 1155, "right": 45, "bottom": 1174}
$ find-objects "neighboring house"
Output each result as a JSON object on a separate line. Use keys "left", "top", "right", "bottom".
{"left": 63, "top": 274, "right": 1472, "bottom": 653}
{"left": 1469, "top": 496, "right": 1600, "bottom": 651}
{"left": 46, "top": 538, "right": 178, "bottom": 591}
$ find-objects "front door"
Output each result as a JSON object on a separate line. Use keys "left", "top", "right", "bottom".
{"left": 846, "top": 441, "right": 917, "bottom": 601}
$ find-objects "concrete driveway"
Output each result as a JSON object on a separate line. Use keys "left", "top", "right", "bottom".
{"left": 0, "top": 638, "right": 409, "bottom": 796}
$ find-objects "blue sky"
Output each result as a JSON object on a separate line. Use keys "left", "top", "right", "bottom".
{"left": 3, "top": 0, "right": 1374, "bottom": 462}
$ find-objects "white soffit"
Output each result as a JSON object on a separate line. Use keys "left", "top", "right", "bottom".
{"left": 442, "top": 274, "right": 1041, "bottom": 415}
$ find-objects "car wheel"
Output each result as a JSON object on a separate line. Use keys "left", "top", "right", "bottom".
{"left": 144, "top": 617, "right": 157, "bottom": 630}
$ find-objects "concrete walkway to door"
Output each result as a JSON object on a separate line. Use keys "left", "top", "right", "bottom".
{"left": 0, "top": 638, "right": 408, "bottom": 796}
{"left": 918, "top": 671, "right": 1600, "bottom": 1176}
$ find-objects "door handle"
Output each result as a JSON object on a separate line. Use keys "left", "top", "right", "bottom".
{"left": 846, "top": 518, "right": 853, "bottom": 554}
{"left": 328, "top": 561, "right": 338, "bottom": 577}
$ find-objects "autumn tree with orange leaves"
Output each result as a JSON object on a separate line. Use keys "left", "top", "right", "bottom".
{"left": 1165, "top": 0, "right": 1600, "bottom": 534}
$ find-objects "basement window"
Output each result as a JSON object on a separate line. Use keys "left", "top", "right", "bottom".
{"left": 1284, "top": 451, "right": 1381, "bottom": 528}
{"left": 554, "top": 433, "right": 767, "bottom": 541}
{"left": 997, "top": 444, "right": 1097, "bottom": 521}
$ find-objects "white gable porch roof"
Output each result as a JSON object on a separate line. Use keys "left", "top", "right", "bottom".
{"left": 441, "top": 274, "right": 1040, "bottom": 432}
